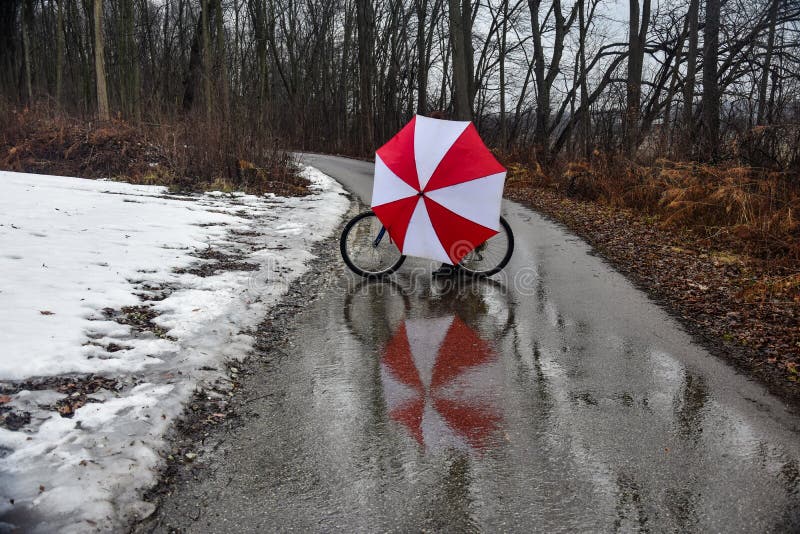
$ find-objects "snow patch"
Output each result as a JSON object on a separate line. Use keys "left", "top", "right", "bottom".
{"left": 0, "top": 166, "right": 348, "bottom": 532}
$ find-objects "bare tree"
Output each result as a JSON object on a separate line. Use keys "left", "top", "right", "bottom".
{"left": 624, "top": 0, "right": 650, "bottom": 154}
{"left": 356, "top": 0, "right": 376, "bottom": 150}
{"left": 201, "top": 0, "right": 212, "bottom": 120}
{"left": 2, "top": 0, "right": 799, "bottom": 165}
{"left": 449, "top": 0, "right": 473, "bottom": 120}
{"left": 702, "top": 0, "right": 721, "bottom": 159}
{"left": 529, "top": 0, "right": 576, "bottom": 159}
{"left": 414, "top": 0, "right": 443, "bottom": 114}
{"left": 94, "top": 0, "right": 110, "bottom": 121}
{"left": 682, "top": 0, "right": 700, "bottom": 151}
{"left": 56, "top": 0, "right": 64, "bottom": 107}
{"left": 21, "top": 0, "right": 34, "bottom": 103}
{"left": 757, "top": 0, "right": 780, "bottom": 125}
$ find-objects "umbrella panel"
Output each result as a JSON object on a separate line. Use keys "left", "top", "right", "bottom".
{"left": 371, "top": 115, "right": 507, "bottom": 264}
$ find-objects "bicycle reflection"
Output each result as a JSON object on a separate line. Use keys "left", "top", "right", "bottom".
{"left": 381, "top": 314, "right": 502, "bottom": 453}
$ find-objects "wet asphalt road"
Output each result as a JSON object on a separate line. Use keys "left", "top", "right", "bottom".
{"left": 150, "top": 154, "right": 800, "bottom": 532}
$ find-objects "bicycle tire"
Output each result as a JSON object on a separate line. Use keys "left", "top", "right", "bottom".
{"left": 457, "top": 216, "right": 514, "bottom": 277}
{"left": 340, "top": 211, "right": 406, "bottom": 278}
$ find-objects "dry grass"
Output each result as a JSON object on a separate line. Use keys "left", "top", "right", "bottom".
{"left": 499, "top": 150, "right": 800, "bottom": 261}
{"left": 0, "top": 104, "right": 309, "bottom": 196}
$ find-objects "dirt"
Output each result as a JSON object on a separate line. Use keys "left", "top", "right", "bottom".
{"left": 0, "top": 375, "right": 121, "bottom": 428}
{"left": 98, "top": 305, "right": 174, "bottom": 340}
{"left": 0, "top": 409, "right": 31, "bottom": 431}
{"left": 505, "top": 184, "right": 800, "bottom": 404}
{"left": 173, "top": 248, "right": 260, "bottom": 278}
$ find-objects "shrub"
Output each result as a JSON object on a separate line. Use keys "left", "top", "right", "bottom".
{"left": 0, "top": 103, "right": 308, "bottom": 196}
{"left": 499, "top": 150, "right": 800, "bottom": 261}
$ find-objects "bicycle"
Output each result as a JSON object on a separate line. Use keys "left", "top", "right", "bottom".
{"left": 340, "top": 210, "right": 514, "bottom": 278}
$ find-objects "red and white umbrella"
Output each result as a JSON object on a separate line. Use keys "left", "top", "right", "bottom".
{"left": 380, "top": 315, "right": 502, "bottom": 452}
{"left": 371, "top": 115, "right": 507, "bottom": 265}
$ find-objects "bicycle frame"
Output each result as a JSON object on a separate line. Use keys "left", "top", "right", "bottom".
{"left": 373, "top": 227, "right": 387, "bottom": 248}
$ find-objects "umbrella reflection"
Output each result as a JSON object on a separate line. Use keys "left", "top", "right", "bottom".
{"left": 381, "top": 315, "right": 502, "bottom": 452}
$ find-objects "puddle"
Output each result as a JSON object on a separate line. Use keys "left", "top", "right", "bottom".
{"left": 381, "top": 315, "right": 502, "bottom": 453}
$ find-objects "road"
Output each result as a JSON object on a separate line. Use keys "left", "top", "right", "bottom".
{"left": 146, "top": 153, "right": 800, "bottom": 532}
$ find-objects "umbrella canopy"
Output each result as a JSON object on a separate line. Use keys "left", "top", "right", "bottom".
{"left": 380, "top": 315, "right": 502, "bottom": 452}
{"left": 371, "top": 115, "right": 507, "bottom": 265}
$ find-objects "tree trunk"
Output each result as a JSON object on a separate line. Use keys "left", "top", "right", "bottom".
{"left": 682, "top": 0, "right": 699, "bottom": 153}
{"left": 499, "top": 0, "right": 508, "bottom": 147}
{"left": 160, "top": 0, "right": 171, "bottom": 110}
{"left": 202, "top": 0, "right": 213, "bottom": 120}
{"left": 701, "top": 0, "right": 721, "bottom": 160}
{"left": 415, "top": 0, "right": 428, "bottom": 114}
{"left": 250, "top": 0, "right": 269, "bottom": 129}
{"left": 0, "top": 1, "right": 20, "bottom": 97}
{"left": 462, "top": 0, "right": 474, "bottom": 108}
{"left": 94, "top": 0, "right": 110, "bottom": 121}
{"left": 439, "top": 31, "right": 451, "bottom": 110}
{"left": 182, "top": 9, "right": 204, "bottom": 112}
{"left": 356, "top": 0, "right": 375, "bottom": 152}
{"left": 756, "top": 0, "right": 779, "bottom": 125}
{"left": 530, "top": 0, "right": 548, "bottom": 153}
{"left": 56, "top": 0, "right": 64, "bottom": 108}
{"left": 214, "top": 0, "right": 229, "bottom": 121}
{"left": 337, "top": 2, "right": 353, "bottom": 148}
{"left": 528, "top": 0, "right": 573, "bottom": 160}
{"left": 120, "top": 0, "right": 138, "bottom": 118}
{"left": 21, "top": 0, "right": 34, "bottom": 103}
{"left": 578, "top": 0, "right": 590, "bottom": 158}
{"left": 660, "top": 8, "right": 691, "bottom": 153}
{"left": 624, "top": 0, "right": 650, "bottom": 154}
{"left": 449, "top": 0, "right": 472, "bottom": 120}
{"left": 73, "top": 1, "right": 93, "bottom": 112}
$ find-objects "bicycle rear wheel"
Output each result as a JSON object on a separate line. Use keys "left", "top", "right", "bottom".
{"left": 457, "top": 216, "right": 514, "bottom": 277}
{"left": 340, "top": 211, "right": 406, "bottom": 278}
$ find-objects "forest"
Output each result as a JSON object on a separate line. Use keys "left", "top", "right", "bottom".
{"left": 0, "top": 0, "right": 798, "bottom": 157}
{"left": 0, "top": 0, "right": 799, "bottom": 258}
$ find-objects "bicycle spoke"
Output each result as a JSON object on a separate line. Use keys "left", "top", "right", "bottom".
{"left": 341, "top": 212, "right": 404, "bottom": 277}
{"left": 458, "top": 217, "right": 514, "bottom": 276}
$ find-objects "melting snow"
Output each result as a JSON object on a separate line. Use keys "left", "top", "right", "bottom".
{"left": 0, "top": 167, "right": 348, "bottom": 532}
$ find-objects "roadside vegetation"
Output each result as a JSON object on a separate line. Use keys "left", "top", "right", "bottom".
{"left": 0, "top": 104, "right": 308, "bottom": 196}
{"left": 503, "top": 149, "right": 800, "bottom": 263}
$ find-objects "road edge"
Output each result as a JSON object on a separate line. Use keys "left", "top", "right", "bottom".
{"left": 129, "top": 190, "right": 360, "bottom": 533}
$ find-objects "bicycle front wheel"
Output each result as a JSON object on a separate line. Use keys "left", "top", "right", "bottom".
{"left": 340, "top": 211, "right": 406, "bottom": 278}
{"left": 457, "top": 216, "right": 514, "bottom": 277}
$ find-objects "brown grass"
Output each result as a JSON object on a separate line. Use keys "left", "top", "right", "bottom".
{"left": 0, "top": 104, "right": 309, "bottom": 196}
{"left": 499, "top": 150, "right": 800, "bottom": 261}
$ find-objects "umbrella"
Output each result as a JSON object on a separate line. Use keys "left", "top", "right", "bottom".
{"left": 380, "top": 315, "right": 502, "bottom": 452}
{"left": 371, "top": 115, "right": 507, "bottom": 265}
